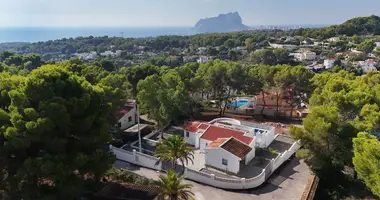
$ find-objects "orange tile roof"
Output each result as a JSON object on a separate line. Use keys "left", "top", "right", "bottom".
{"left": 207, "top": 138, "right": 228, "bottom": 148}
{"left": 198, "top": 123, "right": 210, "bottom": 130}
{"left": 201, "top": 126, "right": 253, "bottom": 145}
{"left": 183, "top": 121, "right": 201, "bottom": 132}
{"left": 221, "top": 137, "right": 253, "bottom": 159}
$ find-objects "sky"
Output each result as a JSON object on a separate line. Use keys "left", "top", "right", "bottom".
{"left": 1, "top": 0, "right": 380, "bottom": 27}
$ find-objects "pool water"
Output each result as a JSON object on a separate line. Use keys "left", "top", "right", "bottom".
{"left": 231, "top": 99, "right": 249, "bottom": 108}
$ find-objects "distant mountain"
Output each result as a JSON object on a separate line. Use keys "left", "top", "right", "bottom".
{"left": 194, "top": 12, "right": 250, "bottom": 33}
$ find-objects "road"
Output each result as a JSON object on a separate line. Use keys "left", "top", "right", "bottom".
{"left": 114, "top": 156, "right": 312, "bottom": 200}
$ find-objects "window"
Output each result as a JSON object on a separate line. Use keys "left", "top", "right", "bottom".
{"left": 186, "top": 131, "right": 189, "bottom": 137}
{"left": 118, "top": 122, "right": 122, "bottom": 128}
{"left": 128, "top": 116, "right": 132, "bottom": 122}
{"left": 222, "top": 158, "right": 228, "bottom": 166}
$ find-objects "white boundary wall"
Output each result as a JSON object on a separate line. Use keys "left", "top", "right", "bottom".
{"left": 111, "top": 146, "right": 162, "bottom": 171}
{"left": 110, "top": 140, "right": 301, "bottom": 190}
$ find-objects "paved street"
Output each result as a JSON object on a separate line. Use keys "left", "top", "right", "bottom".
{"left": 114, "top": 156, "right": 312, "bottom": 200}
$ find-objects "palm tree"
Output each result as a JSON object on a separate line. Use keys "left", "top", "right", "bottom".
{"left": 155, "top": 170, "right": 194, "bottom": 200}
{"left": 155, "top": 135, "right": 194, "bottom": 174}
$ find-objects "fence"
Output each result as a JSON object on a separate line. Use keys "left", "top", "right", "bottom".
{"left": 110, "top": 140, "right": 301, "bottom": 190}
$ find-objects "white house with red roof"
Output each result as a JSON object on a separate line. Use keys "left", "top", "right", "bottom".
{"left": 118, "top": 100, "right": 138, "bottom": 130}
{"left": 183, "top": 118, "right": 276, "bottom": 174}
{"left": 359, "top": 59, "right": 377, "bottom": 74}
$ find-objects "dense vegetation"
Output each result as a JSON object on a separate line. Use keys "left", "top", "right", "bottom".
{"left": 0, "top": 47, "right": 379, "bottom": 199}
{"left": 0, "top": 55, "right": 132, "bottom": 199}
{"left": 291, "top": 71, "right": 380, "bottom": 199}
{"left": 0, "top": 65, "right": 121, "bottom": 199}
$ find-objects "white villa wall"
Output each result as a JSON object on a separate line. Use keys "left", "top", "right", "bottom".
{"left": 110, "top": 140, "right": 301, "bottom": 190}
{"left": 199, "top": 138, "right": 213, "bottom": 150}
{"left": 195, "top": 134, "right": 200, "bottom": 148}
{"left": 111, "top": 145, "right": 162, "bottom": 171}
{"left": 245, "top": 148, "right": 256, "bottom": 165}
{"left": 118, "top": 108, "right": 136, "bottom": 130}
{"left": 183, "top": 130, "right": 196, "bottom": 146}
{"left": 264, "top": 129, "right": 276, "bottom": 147}
{"left": 273, "top": 141, "right": 301, "bottom": 170}
{"left": 362, "top": 65, "right": 377, "bottom": 74}
{"left": 185, "top": 167, "right": 266, "bottom": 189}
{"left": 205, "top": 148, "right": 240, "bottom": 174}
{"left": 256, "top": 130, "right": 276, "bottom": 148}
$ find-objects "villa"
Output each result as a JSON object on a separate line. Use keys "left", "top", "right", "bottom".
{"left": 355, "top": 59, "right": 378, "bottom": 74}
{"left": 293, "top": 51, "right": 317, "bottom": 61}
{"left": 183, "top": 118, "right": 276, "bottom": 174}
{"left": 324, "top": 58, "right": 336, "bottom": 69}
{"left": 117, "top": 100, "right": 138, "bottom": 130}
{"left": 197, "top": 56, "right": 212, "bottom": 64}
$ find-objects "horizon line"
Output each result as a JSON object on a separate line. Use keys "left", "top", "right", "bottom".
{"left": 0, "top": 24, "right": 332, "bottom": 28}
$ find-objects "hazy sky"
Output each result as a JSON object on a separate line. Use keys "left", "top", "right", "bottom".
{"left": 1, "top": 0, "right": 380, "bottom": 27}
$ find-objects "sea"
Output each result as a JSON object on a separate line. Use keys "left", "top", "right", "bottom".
{"left": 0, "top": 25, "right": 328, "bottom": 43}
{"left": 0, "top": 27, "right": 195, "bottom": 43}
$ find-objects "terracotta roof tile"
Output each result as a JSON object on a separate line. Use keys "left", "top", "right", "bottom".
{"left": 221, "top": 137, "right": 252, "bottom": 159}
{"left": 207, "top": 138, "right": 228, "bottom": 148}
{"left": 183, "top": 121, "right": 201, "bottom": 132}
{"left": 198, "top": 123, "right": 210, "bottom": 130}
{"left": 201, "top": 126, "right": 253, "bottom": 145}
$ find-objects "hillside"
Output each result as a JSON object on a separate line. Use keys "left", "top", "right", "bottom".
{"left": 335, "top": 15, "right": 380, "bottom": 35}
{"left": 293, "top": 15, "right": 380, "bottom": 39}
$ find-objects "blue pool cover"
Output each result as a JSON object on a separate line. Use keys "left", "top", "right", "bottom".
{"left": 231, "top": 99, "right": 249, "bottom": 108}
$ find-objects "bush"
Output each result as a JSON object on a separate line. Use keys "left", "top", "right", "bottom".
{"left": 104, "top": 169, "right": 155, "bottom": 185}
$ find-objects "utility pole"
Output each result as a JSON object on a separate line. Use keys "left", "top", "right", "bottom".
{"left": 137, "top": 102, "right": 142, "bottom": 152}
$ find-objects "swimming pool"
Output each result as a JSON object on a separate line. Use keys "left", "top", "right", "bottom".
{"left": 231, "top": 99, "right": 249, "bottom": 108}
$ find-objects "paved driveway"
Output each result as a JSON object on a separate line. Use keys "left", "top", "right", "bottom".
{"left": 114, "top": 156, "right": 312, "bottom": 200}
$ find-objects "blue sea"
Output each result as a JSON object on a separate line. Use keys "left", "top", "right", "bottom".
{"left": 0, "top": 25, "right": 329, "bottom": 43}
{"left": 0, "top": 27, "right": 195, "bottom": 43}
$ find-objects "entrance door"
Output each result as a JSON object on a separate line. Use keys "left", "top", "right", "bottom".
{"left": 239, "top": 159, "right": 245, "bottom": 171}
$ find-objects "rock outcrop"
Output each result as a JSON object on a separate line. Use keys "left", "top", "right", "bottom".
{"left": 194, "top": 12, "right": 250, "bottom": 33}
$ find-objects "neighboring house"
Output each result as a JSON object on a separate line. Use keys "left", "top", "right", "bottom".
{"left": 118, "top": 100, "right": 138, "bottom": 130}
{"left": 293, "top": 51, "right": 316, "bottom": 61}
{"left": 375, "top": 42, "right": 380, "bottom": 48}
{"left": 183, "top": 118, "right": 276, "bottom": 174}
{"left": 100, "top": 50, "right": 123, "bottom": 57}
{"left": 368, "top": 53, "right": 376, "bottom": 58}
{"left": 327, "top": 37, "right": 340, "bottom": 42}
{"left": 183, "top": 56, "right": 198, "bottom": 63}
{"left": 197, "top": 56, "right": 212, "bottom": 64}
{"left": 74, "top": 51, "right": 97, "bottom": 61}
{"left": 269, "top": 43, "right": 297, "bottom": 50}
{"left": 324, "top": 58, "right": 336, "bottom": 69}
{"left": 359, "top": 59, "right": 377, "bottom": 74}
{"left": 197, "top": 47, "right": 207, "bottom": 54}
{"left": 336, "top": 50, "right": 363, "bottom": 60}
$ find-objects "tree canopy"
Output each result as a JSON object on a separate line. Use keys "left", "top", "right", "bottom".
{"left": 352, "top": 132, "right": 380, "bottom": 197}
{"left": 291, "top": 70, "right": 380, "bottom": 198}
{"left": 0, "top": 65, "right": 115, "bottom": 199}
